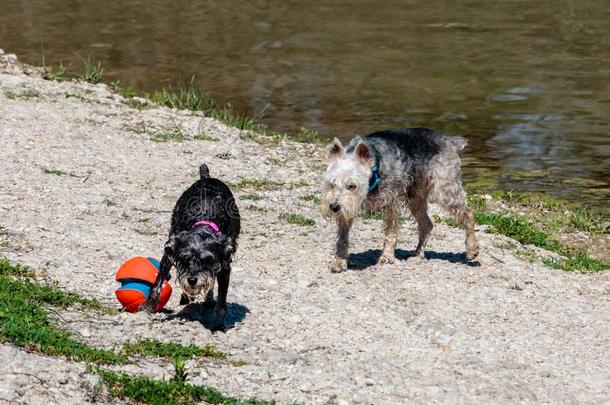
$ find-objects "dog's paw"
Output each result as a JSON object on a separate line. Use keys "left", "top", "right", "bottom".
{"left": 378, "top": 254, "right": 395, "bottom": 265}
{"left": 329, "top": 259, "right": 347, "bottom": 273}
{"left": 411, "top": 250, "right": 427, "bottom": 262}
{"left": 466, "top": 244, "right": 479, "bottom": 261}
{"left": 465, "top": 250, "right": 479, "bottom": 261}
{"left": 140, "top": 297, "right": 159, "bottom": 313}
{"left": 214, "top": 303, "right": 227, "bottom": 320}
{"left": 213, "top": 303, "right": 227, "bottom": 332}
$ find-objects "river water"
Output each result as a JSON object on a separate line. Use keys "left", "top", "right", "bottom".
{"left": 1, "top": 0, "right": 609, "bottom": 212}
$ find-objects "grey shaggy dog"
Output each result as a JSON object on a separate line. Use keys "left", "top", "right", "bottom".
{"left": 321, "top": 127, "right": 479, "bottom": 272}
{"left": 142, "top": 164, "right": 240, "bottom": 326}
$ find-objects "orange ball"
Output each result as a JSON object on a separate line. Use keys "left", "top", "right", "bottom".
{"left": 115, "top": 256, "right": 172, "bottom": 313}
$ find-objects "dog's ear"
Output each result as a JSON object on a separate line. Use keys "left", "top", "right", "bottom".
{"left": 164, "top": 231, "right": 187, "bottom": 255}
{"left": 354, "top": 141, "right": 373, "bottom": 167}
{"left": 327, "top": 138, "right": 345, "bottom": 162}
{"left": 164, "top": 235, "right": 178, "bottom": 254}
{"left": 224, "top": 237, "right": 237, "bottom": 258}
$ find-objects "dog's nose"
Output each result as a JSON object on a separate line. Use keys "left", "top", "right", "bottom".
{"left": 330, "top": 202, "right": 341, "bottom": 213}
{"left": 187, "top": 277, "right": 198, "bottom": 286}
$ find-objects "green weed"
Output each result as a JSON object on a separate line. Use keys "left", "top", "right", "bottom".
{"left": 245, "top": 205, "right": 267, "bottom": 212}
{"left": 432, "top": 214, "right": 460, "bottom": 228}
{"left": 122, "top": 339, "right": 227, "bottom": 360}
{"left": 240, "top": 193, "right": 263, "bottom": 201}
{"left": 75, "top": 53, "right": 104, "bottom": 84}
{"left": 150, "top": 120, "right": 189, "bottom": 142}
{"left": 300, "top": 194, "right": 321, "bottom": 204}
{"left": 42, "top": 168, "right": 80, "bottom": 178}
{"left": 0, "top": 260, "right": 122, "bottom": 364}
{"left": 475, "top": 212, "right": 560, "bottom": 250}
{"left": 148, "top": 80, "right": 262, "bottom": 131}
{"left": 193, "top": 133, "right": 219, "bottom": 142}
{"left": 473, "top": 209, "right": 608, "bottom": 272}
{"left": 360, "top": 212, "right": 384, "bottom": 221}
{"left": 564, "top": 207, "right": 607, "bottom": 234}
{"left": 4, "top": 89, "right": 40, "bottom": 100}
{"left": 40, "top": 44, "right": 67, "bottom": 81}
{"left": 280, "top": 213, "right": 315, "bottom": 226}
{"left": 95, "top": 367, "right": 272, "bottom": 405}
{"left": 230, "top": 179, "right": 282, "bottom": 191}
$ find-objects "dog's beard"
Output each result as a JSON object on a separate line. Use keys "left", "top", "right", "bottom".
{"left": 320, "top": 191, "right": 364, "bottom": 222}
{"left": 177, "top": 271, "right": 214, "bottom": 300}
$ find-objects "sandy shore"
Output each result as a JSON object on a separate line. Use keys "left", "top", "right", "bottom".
{"left": 1, "top": 50, "right": 609, "bottom": 404}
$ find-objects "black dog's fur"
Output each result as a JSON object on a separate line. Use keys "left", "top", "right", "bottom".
{"left": 142, "top": 164, "right": 240, "bottom": 326}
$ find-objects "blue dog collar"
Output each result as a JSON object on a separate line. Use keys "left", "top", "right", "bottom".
{"left": 368, "top": 163, "right": 381, "bottom": 193}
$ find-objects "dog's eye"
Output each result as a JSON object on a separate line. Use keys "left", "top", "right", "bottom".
{"left": 347, "top": 184, "right": 357, "bottom": 191}
{"left": 200, "top": 255, "right": 214, "bottom": 265}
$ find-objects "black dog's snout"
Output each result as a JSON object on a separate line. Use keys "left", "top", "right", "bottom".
{"left": 330, "top": 202, "right": 341, "bottom": 213}
{"left": 187, "top": 277, "right": 198, "bottom": 286}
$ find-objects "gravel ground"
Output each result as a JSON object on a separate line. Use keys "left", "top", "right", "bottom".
{"left": 1, "top": 50, "right": 610, "bottom": 404}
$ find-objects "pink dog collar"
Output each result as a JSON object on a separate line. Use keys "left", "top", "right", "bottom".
{"left": 191, "top": 220, "right": 220, "bottom": 233}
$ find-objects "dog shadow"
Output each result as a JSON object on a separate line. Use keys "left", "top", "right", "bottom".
{"left": 348, "top": 248, "right": 480, "bottom": 270}
{"left": 166, "top": 302, "right": 249, "bottom": 332}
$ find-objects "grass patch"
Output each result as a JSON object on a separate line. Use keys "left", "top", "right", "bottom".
{"left": 280, "top": 213, "right": 315, "bottom": 226}
{"left": 216, "top": 152, "right": 232, "bottom": 160}
{"left": 127, "top": 120, "right": 220, "bottom": 143}
{"left": 240, "top": 193, "right": 263, "bottom": 201}
{"left": 291, "top": 179, "right": 309, "bottom": 188}
{"left": 490, "top": 191, "right": 564, "bottom": 210}
{"left": 42, "top": 63, "right": 67, "bottom": 81}
{"left": 245, "top": 205, "right": 267, "bottom": 212}
{"left": 474, "top": 212, "right": 560, "bottom": 250}
{"left": 122, "top": 339, "right": 227, "bottom": 360}
{"left": 564, "top": 207, "right": 607, "bottom": 234}
{"left": 193, "top": 133, "right": 219, "bottom": 142}
{"left": 95, "top": 367, "right": 272, "bottom": 405}
{"left": 150, "top": 121, "right": 189, "bottom": 143}
{"left": 432, "top": 214, "right": 460, "bottom": 228}
{"left": 230, "top": 179, "right": 282, "bottom": 191}
{"left": 360, "top": 212, "right": 384, "bottom": 221}
{"left": 42, "top": 168, "right": 80, "bottom": 178}
{"left": 543, "top": 254, "right": 609, "bottom": 272}
{"left": 265, "top": 157, "right": 282, "bottom": 166}
{"left": 148, "top": 80, "right": 262, "bottom": 131}
{"left": 65, "top": 93, "right": 88, "bottom": 102}
{"left": 4, "top": 89, "right": 40, "bottom": 100}
{"left": 300, "top": 194, "right": 321, "bottom": 204}
{"left": 0, "top": 259, "right": 123, "bottom": 364}
{"left": 0, "top": 258, "right": 36, "bottom": 277}
{"left": 472, "top": 208, "right": 609, "bottom": 272}
{"left": 75, "top": 53, "right": 104, "bottom": 84}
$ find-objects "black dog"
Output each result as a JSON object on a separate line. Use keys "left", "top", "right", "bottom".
{"left": 142, "top": 164, "right": 240, "bottom": 326}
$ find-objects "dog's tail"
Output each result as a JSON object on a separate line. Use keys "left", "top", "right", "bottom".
{"left": 199, "top": 164, "right": 210, "bottom": 179}
{"left": 445, "top": 136, "right": 468, "bottom": 152}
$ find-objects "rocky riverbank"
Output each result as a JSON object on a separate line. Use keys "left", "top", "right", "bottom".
{"left": 1, "top": 50, "right": 609, "bottom": 404}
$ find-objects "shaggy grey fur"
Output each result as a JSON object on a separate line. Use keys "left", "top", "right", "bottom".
{"left": 321, "top": 127, "right": 479, "bottom": 272}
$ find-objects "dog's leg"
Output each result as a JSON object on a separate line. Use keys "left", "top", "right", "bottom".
{"left": 142, "top": 252, "right": 172, "bottom": 312}
{"left": 214, "top": 267, "right": 230, "bottom": 326}
{"left": 204, "top": 278, "right": 216, "bottom": 308}
{"left": 409, "top": 197, "right": 433, "bottom": 259}
{"left": 179, "top": 293, "right": 191, "bottom": 306}
{"left": 331, "top": 218, "right": 352, "bottom": 272}
{"left": 379, "top": 207, "right": 400, "bottom": 264}
{"left": 437, "top": 193, "right": 479, "bottom": 260}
